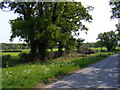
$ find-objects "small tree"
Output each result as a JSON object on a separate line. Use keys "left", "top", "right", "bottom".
{"left": 76, "top": 38, "right": 85, "bottom": 52}
{"left": 65, "top": 36, "right": 77, "bottom": 51}
{"left": 97, "top": 31, "right": 118, "bottom": 52}
{"left": 96, "top": 41, "right": 104, "bottom": 51}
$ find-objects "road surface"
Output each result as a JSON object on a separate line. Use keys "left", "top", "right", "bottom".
{"left": 44, "top": 53, "right": 120, "bottom": 88}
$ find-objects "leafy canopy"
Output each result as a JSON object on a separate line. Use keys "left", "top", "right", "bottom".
{"left": 1, "top": 2, "right": 93, "bottom": 60}
{"left": 97, "top": 31, "right": 118, "bottom": 52}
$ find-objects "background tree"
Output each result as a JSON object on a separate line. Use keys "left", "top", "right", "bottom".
{"left": 65, "top": 36, "right": 77, "bottom": 51}
{"left": 96, "top": 41, "right": 104, "bottom": 51}
{"left": 76, "top": 38, "right": 85, "bottom": 52}
{"left": 97, "top": 31, "right": 118, "bottom": 52}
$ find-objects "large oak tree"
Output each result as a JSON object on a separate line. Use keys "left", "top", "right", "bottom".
{"left": 1, "top": 2, "right": 93, "bottom": 61}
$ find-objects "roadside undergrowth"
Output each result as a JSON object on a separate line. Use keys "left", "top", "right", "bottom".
{"left": 2, "top": 52, "right": 116, "bottom": 88}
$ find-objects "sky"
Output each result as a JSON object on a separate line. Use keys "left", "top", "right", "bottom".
{"left": 0, "top": 0, "right": 118, "bottom": 43}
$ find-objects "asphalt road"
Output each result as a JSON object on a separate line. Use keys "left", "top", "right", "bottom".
{"left": 44, "top": 53, "right": 120, "bottom": 88}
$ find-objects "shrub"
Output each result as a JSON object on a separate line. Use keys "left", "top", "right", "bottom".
{"left": 19, "top": 53, "right": 34, "bottom": 62}
{"left": 45, "top": 51, "right": 55, "bottom": 60}
{"left": 2, "top": 55, "right": 11, "bottom": 67}
{"left": 84, "top": 49, "right": 94, "bottom": 54}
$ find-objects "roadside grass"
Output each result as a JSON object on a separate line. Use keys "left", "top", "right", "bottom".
{"left": 2, "top": 52, "right": 116, "bottom": 88}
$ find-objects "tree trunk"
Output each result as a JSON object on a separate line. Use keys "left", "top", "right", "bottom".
{"left": 107, "top": 46, "right": 112, "bottom": 52}
{"left": 77, "top": 46, "right": 80, "bottom": 52}
{"left": 107, "top": 48, "right": 110, "bottom": 52}
{"left": 101, "top": 47, "right": 102, "bottom": 52}
{"left": 58, "top": 41, "right": 63, "bottom": 52}
{"left": 58, "top": 41, "right": 63, "bottom": 57}
{"left": 113, "top": 44, "right": 116, "bottom": 51}
{"left": 38, "top": 42, "right": 47, "bottom": 61}
{"left": 77, "top": 43, "right": 81, "bottom": 53}
{"left": 50, "top": 48, "right": 53, "bottom": 51}
{"left": 65, "top": 45, "right": 70, "bottom": 51}
{"left": 30, "top": 41, "right": 37, "bottom": 56}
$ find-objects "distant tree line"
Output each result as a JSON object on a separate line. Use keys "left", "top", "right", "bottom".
{"left": 1, "top": 43, "right": 30, "bottom": 50}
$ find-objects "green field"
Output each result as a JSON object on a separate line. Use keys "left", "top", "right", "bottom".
{"left": 2, "top": 47, "right": 120, "bottom": 56}
{"left": 90, "top": 47, "right": 120, "bottom": 50}
{"left": 1, "top": 48, "right": 65, "bottom": 56}
{"left": 2, "top": 52, "right": 116, "bottom": 88}
{"left": 2, "top": 52, "right": 20, "bottom": 56}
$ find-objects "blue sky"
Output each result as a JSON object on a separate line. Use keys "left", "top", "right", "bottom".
{"left": 0, "top": 0, "right": 118, "bottom": 43}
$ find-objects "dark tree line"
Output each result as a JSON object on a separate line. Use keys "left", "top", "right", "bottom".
{"left": 1, "top": 43, "right": 29, "bottom": 50}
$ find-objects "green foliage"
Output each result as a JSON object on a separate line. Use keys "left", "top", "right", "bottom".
{"left": 97, "top": 31, "right": 118, "bottom": 52}
{"left": 2, "top": 54, "right": 23, "bottom": 68}
{"left": 65, "top": 36, "right": 77, "bottom": 51}
{"left": 76, "top": 38, "right": 85, "bottom": 52}
{"left": 116, "top": 24, "right": 120, "bottom": 40}
{"left": 19, "top": 53, "right": 34, "bottom": 62}
{"left": 2, "top": 55, "right": 11, "bottom": 67}
{"left": 2, "top": 61, "right": 77, "bottom": 88}
{"left": 2, "top": 52, "right": 115, "bottom": 88}
{"left": 1, "top": 2, "right": 93, "bottom": 61}
{"left": 110, "top": 1, "right": 120, "bottom": 40}
{"left": 110, "top": 1, "right": 120, "bottom": 19}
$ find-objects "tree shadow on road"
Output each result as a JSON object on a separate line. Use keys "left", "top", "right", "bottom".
{"left": 44, "top": 54, "right": 119, "bottom": 88}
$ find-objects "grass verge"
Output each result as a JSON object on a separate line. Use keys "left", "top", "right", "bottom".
{"left": 2, "top": 52, "right": 116, "bottom": 88}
